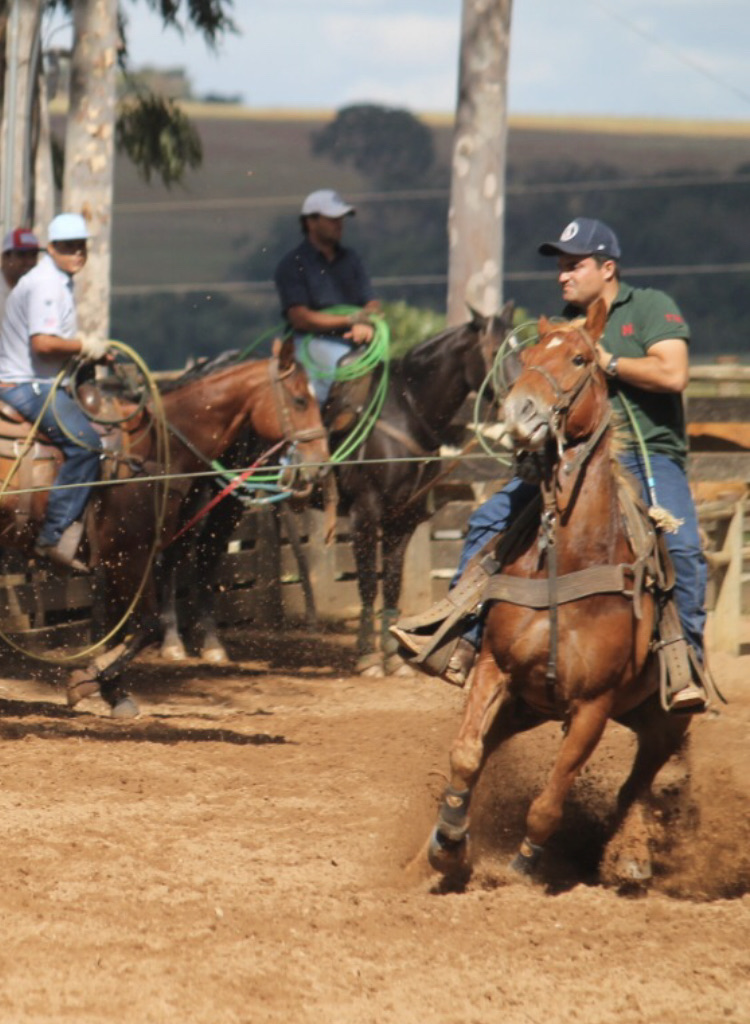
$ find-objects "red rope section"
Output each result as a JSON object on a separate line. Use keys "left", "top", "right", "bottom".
{"left": 166, "top": 439, "right": 288, "bottom": 548}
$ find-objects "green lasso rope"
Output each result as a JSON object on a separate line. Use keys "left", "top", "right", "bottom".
{"left": 211, "top": 307, "right": 390, "bottom": 496}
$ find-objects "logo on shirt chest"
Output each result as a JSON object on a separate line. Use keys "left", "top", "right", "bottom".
{"left": 621, "top": 323, "right": 634, "bottom": 336}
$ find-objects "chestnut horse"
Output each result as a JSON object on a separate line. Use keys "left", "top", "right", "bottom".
{"left": 425, "top": 299, "right": 691, "bottom": 886}
{"left": 0, "top": 338, "right": 328, "bottom": 716}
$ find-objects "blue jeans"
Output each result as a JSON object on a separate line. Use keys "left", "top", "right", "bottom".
{"left": 455, "top": 454, "right": 706, "bottom": 659}
{"left": 294, "top": 335, "right": 354, "bottom": 405}
{"left": 3, "top": 382, "right": 102, "bottom": 545}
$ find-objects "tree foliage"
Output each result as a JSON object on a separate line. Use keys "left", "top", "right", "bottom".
{"left": 116, "top": 93, "right": 202, "bottom": 186}
{"left": 312, "top": 103, "right": 435, "bottom": 189}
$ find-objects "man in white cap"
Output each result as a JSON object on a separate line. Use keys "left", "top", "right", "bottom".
{"left": 0, "top": 212, "right": 111, "bottom": 571}
{"left": 0, "top": 226, "right": 40, "bottom": 323}
{"left": 274, "top": 189, "right": 381, "bottom": 407}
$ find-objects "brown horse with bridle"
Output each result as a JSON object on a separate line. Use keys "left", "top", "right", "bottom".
{"left": 0, "top": 337, "right": 329, "bottom": 716}
{"left": 424, "top": 299, "right": 692, "bottom": 886}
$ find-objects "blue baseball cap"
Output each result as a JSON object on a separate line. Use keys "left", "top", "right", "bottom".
{"left": 48, "top": 212, "right": 90, "bottom": 243}
{"left": 539, "top": 217, "right": 621, "bottom": 260}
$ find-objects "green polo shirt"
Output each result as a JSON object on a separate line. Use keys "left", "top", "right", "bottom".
{"left": 564, "top": 282, "right": 690, "bottom": 467}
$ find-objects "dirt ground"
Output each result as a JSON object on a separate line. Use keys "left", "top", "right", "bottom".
{"left": 0, "top": 617, "right": 748, "bottom": 1024}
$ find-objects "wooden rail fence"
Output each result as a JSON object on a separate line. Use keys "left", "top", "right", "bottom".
{"left": 0, "top": 477, "right": 746, "bottom": 658}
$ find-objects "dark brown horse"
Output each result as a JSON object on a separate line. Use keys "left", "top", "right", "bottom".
{"left": 424, "top": 300, "right": 691, "bottom": 886}
{"left": 0, "top": 338, "right": 329, "bottom": 715}
{"left": 339, "top": 304, "right": 514, "bottom": 674}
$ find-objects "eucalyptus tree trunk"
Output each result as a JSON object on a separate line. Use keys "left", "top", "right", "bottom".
{"left": 446, "top": 0, "right": 513, "bottom": 326}
{"left": 62, "top": 0, "right": 118, "bottom": 337}
{"left": 0, "top": 0, "right": 44, "bottom": 232}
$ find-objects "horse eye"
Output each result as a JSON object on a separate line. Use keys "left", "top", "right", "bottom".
{"left": 293, "top": 394, "right": 308, "bottom": 410}
{"left": 572, "top": 354, "right": 586, "bottom": 367}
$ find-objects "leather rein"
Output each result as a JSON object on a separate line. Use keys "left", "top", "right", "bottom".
{"left": 506, "top": 334, "right": 624, "bottom": 710}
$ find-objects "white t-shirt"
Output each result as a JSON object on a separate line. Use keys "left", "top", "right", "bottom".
{"left": 0, "top": 275, "right": 9, "bottom": 329}
{"left": 0, "top": 254, "right": 77, "bottom": 382}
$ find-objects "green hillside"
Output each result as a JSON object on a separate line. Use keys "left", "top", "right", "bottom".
{"left": 108, "top": 107, "right": 750, "bottom": 369}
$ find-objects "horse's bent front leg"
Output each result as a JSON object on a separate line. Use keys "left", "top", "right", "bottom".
{"left": 511, "top": 694, "right": 613, "bottom": 875}
{"left": 429, "top": 646, "right": 511, "bottom": 877}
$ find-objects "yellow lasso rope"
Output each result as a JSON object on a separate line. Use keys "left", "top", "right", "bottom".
{"left": 0, "top": 341, "right": 171, "bottom": 665}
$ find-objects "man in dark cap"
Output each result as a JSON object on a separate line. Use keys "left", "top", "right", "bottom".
{"left": 395, "top": 217, "right": 707, "bottom": 712}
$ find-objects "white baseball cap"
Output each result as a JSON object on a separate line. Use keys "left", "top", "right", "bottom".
{"left": 300, "top": 189, "right": 355, "bottom": 218}
{"left": 48, "top": 212, "right": 90, "bottom": 243}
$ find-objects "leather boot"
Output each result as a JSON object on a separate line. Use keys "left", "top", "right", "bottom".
{"left": 34, "top": 521, "right": 89, "bottom": 574}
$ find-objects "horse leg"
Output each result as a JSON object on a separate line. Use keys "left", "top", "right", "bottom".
{"left": 281, "top": 504, "right": 317, "bottom": 630}
{"left": 157, "top": 544, "right": 188, "bottom": 662}
{"left": 351, "top": 509, "right": 381, "bottom": 674}
{"left": 510, "top": 695, "right": 614, "bottom": 876}
{"left": 380, "top": 526, "right": 413, "bottom": 675}
{"left": 601, "top": 695, "right": 691, "bottom": 887}
{"left": 194, "top": 505, "right": 243, "bottom": 664}
{"left": 426, "top": 646, "right": 521, "bottom": 879}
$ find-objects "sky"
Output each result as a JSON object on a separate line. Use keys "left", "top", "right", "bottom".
{"left": 45, "top": 0, "right": 750, "bottom": 122}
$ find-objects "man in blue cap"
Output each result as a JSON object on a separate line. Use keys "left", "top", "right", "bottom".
{"left": 395, "top": 217, "right": 707, "bottom": 713}
{"left": 0, "top": 212, "right": 111, "bottom": 571}
{"left": 274, "top": 189, "right": 381, "bottom": 408}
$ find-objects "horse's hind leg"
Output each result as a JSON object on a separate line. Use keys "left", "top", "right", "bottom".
{"left": 380, "top": 525, "right": 414, "bottom": 674}
{"left": 351, "top": 508, "right": 381, "bottom": 673}
{"left": 602, "top": 696, "right": 690, "bottom": 887}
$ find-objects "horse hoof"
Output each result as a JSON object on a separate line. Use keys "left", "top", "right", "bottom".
{"left": 160, "top": 642, "right": 187, "bottom": 662}
{"left": 110, "top": 696, "right": 140, "bottom": 720}
{"left": 356, "top": 653, "right": 384, "bottom": 677}
{"left": 427, "top": 827, "right": 471, "bottom": 878}
{"left": 201, "top": 645, "right": 229, "bottom": 665}
{"left": 66, "top": 675, "right": 100, "bottom": 708}
{"left": 509, "top": 837, "right": 544, "bottom": 876}
{"left": 383, "top": 653, "right": 416, "bottom": 677}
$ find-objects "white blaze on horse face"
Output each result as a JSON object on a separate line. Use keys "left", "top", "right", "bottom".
{"left": 545, "top": 336, "right": 564, "bottom": 349}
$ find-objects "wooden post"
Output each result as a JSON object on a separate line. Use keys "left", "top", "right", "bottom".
{"left": 446, "top": 0, "right": 513, "bottom": 325}
{"left": 705, "top": 500, "right": 743, "bottom": 656}
{"left": 399, "top": 520, "right": 433, "bottom": 615}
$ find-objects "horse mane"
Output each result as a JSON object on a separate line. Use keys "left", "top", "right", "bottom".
{"left": 160, "top": 350, "right": 244, "bottom": 393}
{"left": 400, "top": 322, "right": 473, "bottom": 377}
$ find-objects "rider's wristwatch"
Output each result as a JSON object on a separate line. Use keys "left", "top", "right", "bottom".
{"left": 604, "top": 354, "right": 619, "bottom": 379}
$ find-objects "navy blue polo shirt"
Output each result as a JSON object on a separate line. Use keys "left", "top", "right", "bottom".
{"left": 274, "top": 239, "right": 375, "bottom": 325}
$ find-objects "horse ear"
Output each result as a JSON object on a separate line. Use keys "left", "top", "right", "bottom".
{"left": 272, "top": 333, "right": 293, "bottom": 370}
{"left": 467, "top": 304, "right": 487, "bottom": 330}
{"left": 272, "top": 337, "right": 282, "bottom": 359}
{"left": 585, "top": 298, "right": 608, "bottom": 342}
{"left": 499, "top": 299, "right": 515, "bottom": 331}
{"left": 538, "top": 315, "right": 552, "bottom": 336}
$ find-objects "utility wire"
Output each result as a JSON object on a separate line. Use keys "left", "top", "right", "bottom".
{"left": 586, "top": 0, "right": 750, "bottom": 109}
{"left": 112, "top": 262, "right": 750, "bottom": 298}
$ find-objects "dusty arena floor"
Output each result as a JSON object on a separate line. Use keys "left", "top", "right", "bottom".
{"left": 0, "top": 621, "right": 748, "bottom": 1024}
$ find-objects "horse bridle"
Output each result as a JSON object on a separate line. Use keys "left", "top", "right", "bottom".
{"left": 267, "top": 357, "right": 327, "bottom": 447}
{"left": 520, "top": 327, "right": 613, "bottom": 713}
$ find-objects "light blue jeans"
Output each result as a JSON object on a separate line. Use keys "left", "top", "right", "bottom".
{"left": 2, "top": 381, "right": 102, "bottom": 545}
{"left": 294, "top": 335, "right": 354, "bottom": 405}
{"left": 455, "top": 454, "right": 706, "bottom": 659}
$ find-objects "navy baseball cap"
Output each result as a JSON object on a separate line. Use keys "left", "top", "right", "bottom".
{"left": 539, "top": 217, "right": 621, "bottom": 260}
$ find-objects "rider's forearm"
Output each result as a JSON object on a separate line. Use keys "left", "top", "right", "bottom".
{"left": 30, "top": 333, "right": 85, "bottom": 358}
{"left": 596, "top": 338, "right": 689, "bottom": 394}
